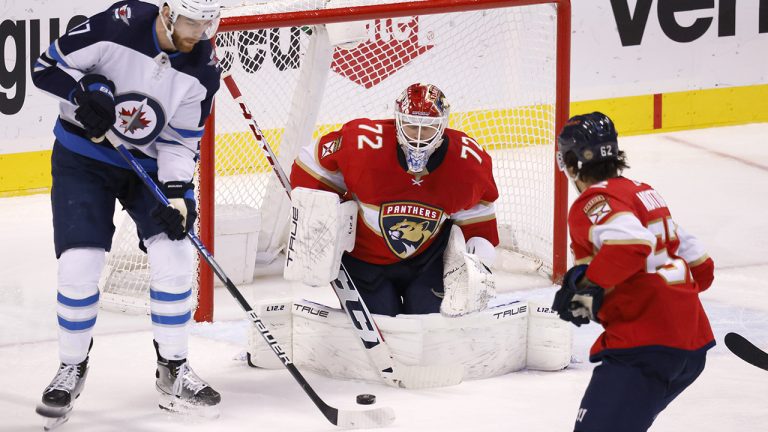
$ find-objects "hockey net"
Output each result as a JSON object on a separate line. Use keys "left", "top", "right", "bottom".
{"left": 99, "top": 0, "right": 570, "bottom": 319}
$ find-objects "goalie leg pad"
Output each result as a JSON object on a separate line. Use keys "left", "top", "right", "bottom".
{"left": 290, "top": 299, "right": 528, "bottom": 382}
{"left": 441, "top": 225, "right": 496, "bottom": 317}
{"left": 57, "top": 247, "right": 105, "bottom": 365}
{"left": 526, "top": 301, "right": 573, "bottom": 371}
{"left": 284, "top": 187, "right": 357, "bottom": 286}
{"left": 247, "top": 299, "right": 294, "bottom": 369}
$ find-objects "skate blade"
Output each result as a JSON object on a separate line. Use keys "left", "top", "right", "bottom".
{"left": 36, "top": 405, "right": 71, "bottom": 431}
{"left": 43, "top": 415, "right": 70, "bottom": 431}
{"left": 36, "top": 403, "right": 72, "bottom": 418}
{"left": 158, "top": 394, "right": 220, "bottom": 419}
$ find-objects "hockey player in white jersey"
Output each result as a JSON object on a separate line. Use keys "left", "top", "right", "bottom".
{"left": 31, "top": 0, "right": 222, "bottom": 427}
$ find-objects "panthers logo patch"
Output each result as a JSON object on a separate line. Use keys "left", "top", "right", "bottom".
{"left": 379, "top": 202, "right": 443, "bottom": 259}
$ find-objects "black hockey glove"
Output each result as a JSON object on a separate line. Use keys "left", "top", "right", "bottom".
{"left": 72, "top": 74, "right": 117, "bottom": 139}
{"left": 552, "top": 264, "right": 604, "bottom": 327}
{"left": 151, "top": 181, "right": 197, "bottom": 241}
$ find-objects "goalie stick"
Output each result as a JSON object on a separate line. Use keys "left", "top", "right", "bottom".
{"left": 96, "top": 129, "right": 395, "bottom": 429}
{"left": 221, "top": 70, "right": 464, "bottom": 389}
{"left": 724, "top": 332, "right": 768, "bottom": 372}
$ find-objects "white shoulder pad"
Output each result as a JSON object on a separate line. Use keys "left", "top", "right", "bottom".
{"left": 284, "top": 187, "right": 357, "bottom": 286}
{"left": 526, "top": 301, "right": 572, "bottom": 371}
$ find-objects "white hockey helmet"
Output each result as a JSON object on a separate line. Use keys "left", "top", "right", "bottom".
{"left": 160, "top": 0, "right": 221, "bottom": 40}
{"left": 394, "top": 83, "right": 451, "bottom": 173}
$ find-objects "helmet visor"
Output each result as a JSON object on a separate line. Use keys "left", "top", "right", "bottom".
{"left": 556, "top": 146, "right": 567, "bottom": 172}
{"left": 174, "top": 14, "right": 220, "bottom": 40}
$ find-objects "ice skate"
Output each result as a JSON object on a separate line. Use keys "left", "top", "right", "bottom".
{"left": 35, "top": 357, "right": 89, "bottom": 430}
{"left": 155, "top": 343, "right": 220, "bottom": 418}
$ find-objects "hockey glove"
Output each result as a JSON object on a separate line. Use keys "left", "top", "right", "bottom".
{"left": 72, "top": 74, "right": 117, "bottom": 139}
{"left": 151, "top": 181, "right": 197, "bottom": 241}
{"left": 552, "top": 264, "right": 604, "bottom": 327}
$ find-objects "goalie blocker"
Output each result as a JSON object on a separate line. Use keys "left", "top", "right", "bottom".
{"left": 248, "top": 298, "right": 572, "bottom": 382}
{"left": 284, "top": 187, "right": 357, "bottom": 286}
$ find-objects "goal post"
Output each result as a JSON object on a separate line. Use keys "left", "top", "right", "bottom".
{"left": 100, "top": 0, "right": 571, "bottom": 322}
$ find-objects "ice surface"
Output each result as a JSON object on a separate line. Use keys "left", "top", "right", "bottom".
{"left": 1, "top": 124, "right": 767, "bottom": 431}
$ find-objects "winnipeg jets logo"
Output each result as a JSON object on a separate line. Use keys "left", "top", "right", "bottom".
{"left": 119, "top": 99, "right": 151, "bottom": 134}
{"left": 112, "top": 93, "right": 166, "bottom": 146}
{"left": 113, "top": 5, "right": 132, "bottom": 25}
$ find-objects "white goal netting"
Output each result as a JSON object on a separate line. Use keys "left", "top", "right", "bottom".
{"left": 100, "top": 0, "right": 568, "bottom": 317}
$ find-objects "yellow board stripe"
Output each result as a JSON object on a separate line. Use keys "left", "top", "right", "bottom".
{"left": 0, "top": 151, "right": 53, "bottom": 197}
{"left": 2, "top": 83, "right": 767, "bottom": 196}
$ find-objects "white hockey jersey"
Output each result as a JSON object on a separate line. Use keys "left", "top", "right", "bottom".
{"left": 32, "top": 1, "right": 221, "bottom": 183}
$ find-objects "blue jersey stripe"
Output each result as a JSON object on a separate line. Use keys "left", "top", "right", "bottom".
{"left": 57, "top": 292, "right": 100, "bottom": 307}
{"left": 150, "top": 288, "right": 192, "bottom": 302}
{"left": 170, "top": 126, "right": 204, "bottom": 139}
{"left": 54, "top": 120, "right": 159, "bottom": 172}
{"left": 156, "top": 137, "right": 184, "bottom": 146}
{"left": 58, "top": 315, "right": 97, "bottom": 331}
{"left": 151, "top": 311, "right": 191, "bottom": 326}
{"left": 48, "top": 43, "right": 71, "bottom": 68}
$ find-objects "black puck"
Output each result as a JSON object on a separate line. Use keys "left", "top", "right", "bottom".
{"left": 356, "top": 394, "right": 376, "bottom": 405}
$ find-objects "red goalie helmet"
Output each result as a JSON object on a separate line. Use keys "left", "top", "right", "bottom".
{"left": 394, "top": 83, "right": 451, "bottom": 173}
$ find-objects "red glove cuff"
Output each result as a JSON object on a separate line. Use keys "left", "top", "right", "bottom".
{"left": 690, "top": 257, "right": 715, "bottom": 291}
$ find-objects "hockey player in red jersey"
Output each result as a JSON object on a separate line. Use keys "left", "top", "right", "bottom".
{"left": 552, "top": 112, "right": 715, "bottom": 432}
{"left": 290, "top": 83, "right": 499, "bottom": 316}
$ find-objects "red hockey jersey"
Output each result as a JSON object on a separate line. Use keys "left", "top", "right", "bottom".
{"left": 290, "top": 118, "right": 499, "bottom": 265}
{"left": 569, "top": 177, "right": 715, "bottom": 360}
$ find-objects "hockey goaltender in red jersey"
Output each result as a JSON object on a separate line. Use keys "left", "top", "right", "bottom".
{"left": 551, "top": 112, "right": 716, "bottom": 432}
{"left": 290, "top": 83, "right": 500, "bottom": 317}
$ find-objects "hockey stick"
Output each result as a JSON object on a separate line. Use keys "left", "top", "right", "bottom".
{"left": 221, "top": 70, "right": 464, "bottom": 389}
{"left": 98, "top": 129, "right": 395, "bottom": 429}
{"left": 724, "top": 332, "right": 768, "bottom": 371}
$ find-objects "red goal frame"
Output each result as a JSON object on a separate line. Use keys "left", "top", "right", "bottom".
{"left": 196, "top": 0, "right": 571, "bottom": 322}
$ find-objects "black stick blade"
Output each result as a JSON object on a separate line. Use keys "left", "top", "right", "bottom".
{"left": 724, "top": 332, "right": 768, "bottom": 371}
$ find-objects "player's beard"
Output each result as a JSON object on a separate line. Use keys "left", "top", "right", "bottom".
{"left": 172, "top": 32, "right": 199, "bottom": 53}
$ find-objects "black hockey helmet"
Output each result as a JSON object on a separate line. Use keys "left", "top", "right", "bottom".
{"left": 557, "top": 112, "right": 618, "bottom": 172}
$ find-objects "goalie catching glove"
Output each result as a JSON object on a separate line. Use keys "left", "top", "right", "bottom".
{"left": 151, "top": 181, "right": 197, "bottom": 241}
{"left": 552, "top": 264, "right": 604, "bottom": 327}
{"left": 441, "top": 225, "right": 496, "bottom": 317}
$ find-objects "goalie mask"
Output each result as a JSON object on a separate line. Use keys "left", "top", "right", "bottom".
{"left": 394, "top": 83, "right": 451, "bottom": 173}
{"left": 160, "top": 0, "right": 221, "bottom": 51}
